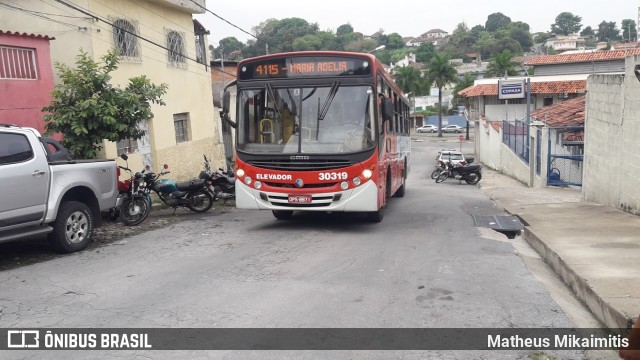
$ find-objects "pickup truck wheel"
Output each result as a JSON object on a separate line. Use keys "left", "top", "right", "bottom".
{"left": 49, "top": 201, "right": 93, "bottom": 253}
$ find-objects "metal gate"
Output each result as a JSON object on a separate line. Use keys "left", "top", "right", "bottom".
{"left": 547, "top": 126, "right": 583, "bottom": 186}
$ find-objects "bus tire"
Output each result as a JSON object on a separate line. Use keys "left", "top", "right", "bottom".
{"left": 272, "top": 210, "right": 293, "bottom": 220}
{"left": 366, "top": 207, "right": 384, "bottom": 222}
{"left": 367, "top": 172, "right": 389, "bottom": 222}
{"left": 394, "top": 171, "right": 405, "bottom": 198}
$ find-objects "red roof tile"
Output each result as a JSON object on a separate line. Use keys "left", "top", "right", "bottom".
{"left": 459, "top": 80, "right": 586, "bottom": 97}
{"left": 0, "top": 30, "right": 55, "bottom": 40}
{"left": 524, "top": 49, "right": 640, "bottom": 65}
{"left": 491, "top": 122, "right": 501, "bottom": 132}
{"left": 531, "top": 96, "right": 585, "bottom": 127}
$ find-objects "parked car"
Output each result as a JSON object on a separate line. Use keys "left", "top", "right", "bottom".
{"left": 442, "top": 125, "right": 464, "bottom": 133}
{"left": 0, "top": 124, "right": 118, "bottom": 252}
{"left": 436, "top": 149, "right": 466, "bottom": 166}
{"left": 417, "top": 124, "right": 437, "bottom": 133}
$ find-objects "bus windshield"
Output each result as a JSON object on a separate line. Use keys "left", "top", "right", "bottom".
{"left": 237, "top": 84, "right": 375, "bottom": 154}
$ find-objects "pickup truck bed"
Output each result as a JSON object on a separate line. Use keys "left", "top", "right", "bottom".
{"left": 0, "top": 125, "right": 118, "bottom": 252}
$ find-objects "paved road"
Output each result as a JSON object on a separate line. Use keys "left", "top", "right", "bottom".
{"left": 1, "top": 139, "right": 589, "bottom": 359}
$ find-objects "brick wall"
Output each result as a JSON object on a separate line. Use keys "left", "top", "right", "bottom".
{"left": 583, "top": 56, "right": 640, "bottom": 214}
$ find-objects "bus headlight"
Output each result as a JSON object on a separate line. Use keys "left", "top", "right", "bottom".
{"left": 362, "top": 169, "right": 373, "bottom": 179}
{"left": 254, "top": 181, "right": 262, "bottom": 189}
{"left": 340, "top": 181, "right": 349, "bottom": 190}
{"left": 352, "top": 177, "right": 362, "bottom": 186}
{"left": 244, "top": 176, "right": 252, "bottom": 185}
{"left": 237, "top": 169, "right": 245, "bottom": 178}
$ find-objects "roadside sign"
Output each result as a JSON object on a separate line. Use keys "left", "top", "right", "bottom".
{"left": 498, "top": 79, "right": 525, "bottom": 100}
{"left": 458, "top": 134, "right": 464, "bottom": 141}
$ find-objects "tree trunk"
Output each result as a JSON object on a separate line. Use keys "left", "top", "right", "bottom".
{"left": 437, "top": 88, "right": 443, "bottom": 137}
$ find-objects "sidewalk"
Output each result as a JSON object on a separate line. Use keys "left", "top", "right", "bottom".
{"left": 479, "top": 168, "right": 640, "bottom": 331}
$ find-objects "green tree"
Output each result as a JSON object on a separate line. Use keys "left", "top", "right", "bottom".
{"left": 580, "top": 26, "right": 595, "bottom": 37}
{"left": 453, "top": 72, "right": 474, "bottom": 107}
{"left": 336, "top": 23, "right": 354, "bottom": 36}
{"left": 485, "top": 50, "right": 518, "bottom": 78}
{"left": 597, "top": 21, "right": 621, "bottom": 42}
{"left": 385, "top": 33, "right": 405, "bottom": 50}
{"left": 393, "top": 66, "right": 424, "bottom": 95}
{"left": 534, "top": 32, "right": 552, "bottom": 44}
{"left": 485, "top": 12, "right": 511, "bottom": 32}
{"left": 43, "top": 49, "right": 167, "bottom": 158}
{"left": 622, "top": 19, "right": 638, "bottom": 42}
{"left": 424, "top": 53, "right": 458, "bottom": 137}
{"left": 415, "top": 42, "right": 436, "bottom": 63}
{"left": 509, "top": 28, "right": 533, "bottom": 51}
{"left": 216, "top": 37, "right": 245, "bottom": 56}
{"left": 551, "top": 12, "right": 582, "bottom": 35}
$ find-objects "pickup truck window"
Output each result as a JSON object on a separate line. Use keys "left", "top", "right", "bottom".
{"left": 0, "top": 133, "right": 34, "bottom": 165}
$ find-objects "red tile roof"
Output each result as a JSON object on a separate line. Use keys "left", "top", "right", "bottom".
{"left": 459, "top": 80, "right": 586, "bottom": 97}
{"left": 0, "top": 30, "right": 55, "bottom": 40}
{"left": 523, "top": 49, "right": 640, "bottom": 65}
{"left": 491, "top": 122, "right": 501, "bottom": 132}
{"left": 531, "top": 96, "right": 585, "bottom": 127}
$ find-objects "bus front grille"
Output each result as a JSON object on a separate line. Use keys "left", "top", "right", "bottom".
{"left": 247, "top": 159, "right": 353, "bottom": 171}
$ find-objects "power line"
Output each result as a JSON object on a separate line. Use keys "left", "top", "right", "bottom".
{"left": 188, "top": 0, "right": 282, "bottom": 53}
{"left": 51, "top": 0, "right": 237, "bottom": 77}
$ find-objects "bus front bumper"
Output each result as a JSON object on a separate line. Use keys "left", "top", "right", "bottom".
{"left": 235, "top": 180, "right": 379, "bottom": 212}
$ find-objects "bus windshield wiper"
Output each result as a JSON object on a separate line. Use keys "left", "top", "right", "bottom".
{"left": 317, "top": 81, "right": 339, "bottom": 121}
{"left": 266, "top": 83, "right": 282, "bottom": 117}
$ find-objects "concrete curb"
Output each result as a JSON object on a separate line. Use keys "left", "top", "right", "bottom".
{"left": 522, "top": 226, "right": 632, "bottom": 332}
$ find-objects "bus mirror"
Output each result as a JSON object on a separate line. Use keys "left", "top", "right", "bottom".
{"left": 382, "top": 98, "right": 394, "bottom": 122}
{"left": 220, "top": 90, "right": 237, "bottom": 128}
{"left": 222, "top": 90, "right": 230, "bottom": 114}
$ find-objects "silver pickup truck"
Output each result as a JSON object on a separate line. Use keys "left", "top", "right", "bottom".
{"left": 0, "top": 124, "right": 118, "bottom": 252}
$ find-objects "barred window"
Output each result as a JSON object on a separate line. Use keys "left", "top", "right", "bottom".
{"left": 113, "top": 19, "right": 139, "bottom": 58}
{"left": 174, "top": 113, "right": 190, "bottom": 143}
{"left": 0, "top": 46, "right": 38, "bottom": 80}
{"left": 116, "top": 138, "right": 138, "bottom": 154}
{"left": 167, "top": 31, "right": 185, "bottom": 65}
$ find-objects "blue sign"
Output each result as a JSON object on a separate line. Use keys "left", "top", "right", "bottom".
{"left": 498, "top": 79, "right": 525, "bottom": 100}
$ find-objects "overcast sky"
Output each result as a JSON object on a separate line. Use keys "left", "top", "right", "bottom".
{"left": 194, "top": 0, "right": 637, "bottom": 47}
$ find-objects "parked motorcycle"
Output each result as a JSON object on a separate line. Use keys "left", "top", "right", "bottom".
{"left": 199, "top": 155, "right": 235, "bottom": 202}
{"left": 430, "top": 160, "right": 447, "bottom": 179}
{"left": 143, "top": 164, "right": 214, "bottom": 213}
{"left": 435, "top": 157, "right": 482, "bottom": 185}
{"left": 108, "top": 154, "right": 151, "bottom": 226}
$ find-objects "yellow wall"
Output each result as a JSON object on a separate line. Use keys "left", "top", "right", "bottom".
{"left": 1, "top": 0, "right": 225, "bottom": 180}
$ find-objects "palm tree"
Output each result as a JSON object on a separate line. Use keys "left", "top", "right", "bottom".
{"left": 393, "top": 66, "right": 423, "bottom": 95}
{"left": 425, "top": 53, "right": 458, "bottom": 137}
{"left": 485, "top": 50, "right": 519, "bottom": 78}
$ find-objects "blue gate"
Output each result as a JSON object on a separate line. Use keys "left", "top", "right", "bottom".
{"left": 547, "top": 126, "right": 583, "bottom": 187}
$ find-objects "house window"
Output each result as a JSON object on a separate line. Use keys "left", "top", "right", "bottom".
{"left": 174, "top": 113, "right": 190, "bottom": 143}
{"left": 0, "top": 46, "right": 37, "bottom": 80}
{"left": 543, "top": 97, "right": 553, "bottom": 106}
{"left": 116, "top": 138, "right": 138, "bottom": 154}
{"left": 112, "top": 19, "right": 139, "bottom": 59}
{"left": 167, "top": 31, "right": 186, "bottom": 66}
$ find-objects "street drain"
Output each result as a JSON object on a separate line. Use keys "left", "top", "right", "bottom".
{"left": 472, "top": 215, "right": 524, "bottom": 239}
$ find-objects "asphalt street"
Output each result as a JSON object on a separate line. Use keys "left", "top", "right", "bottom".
{"left": 0, "top": 136, "right": 595, "bottom": 359}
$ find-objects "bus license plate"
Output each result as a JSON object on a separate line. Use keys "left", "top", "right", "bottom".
{"left": 288, "top": 195, "right": 312, "bottom": 204}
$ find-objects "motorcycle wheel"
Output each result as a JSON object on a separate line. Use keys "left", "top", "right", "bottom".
{"left": 186, "top": 189, "right": 214, "bottom": 213}
{"left": 465, "top": 172, "right": 482, "bottom": 185}
{"left": 120, "top": 195, "right": 150, "bottom": 226}
{"left": 435, "top": 172, "right": 449, "bottom": 183}
{"left": 430, "top": 169, "right": 441, "bottom": 179}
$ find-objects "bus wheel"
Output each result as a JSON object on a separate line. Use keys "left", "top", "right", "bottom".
{"left": 366, "top": 207, "right": 384, "bottom": 222}
{"left": 394, "top": 170, "right": 406, "bottom": 198}
{"left": 272, "top": 210, "right": 293, "bottom": 220}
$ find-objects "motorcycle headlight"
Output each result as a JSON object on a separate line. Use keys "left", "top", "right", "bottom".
{"left": 138, "top": 180, "right": 145, "bottom": 188}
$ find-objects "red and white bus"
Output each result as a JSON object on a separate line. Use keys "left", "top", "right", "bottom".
{"left": 220, "top": 51, "right": 411, "bottom": 222}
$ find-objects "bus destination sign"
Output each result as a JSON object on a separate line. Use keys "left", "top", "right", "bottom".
{"left": 239, "top": 57, "right": 371, "bottom": 80}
